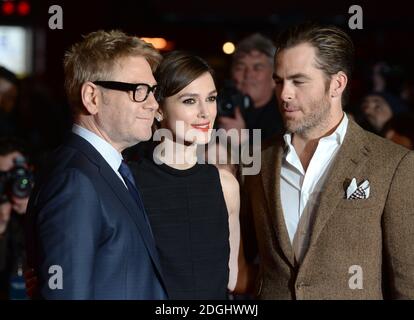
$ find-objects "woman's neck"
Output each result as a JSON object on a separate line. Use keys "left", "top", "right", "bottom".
{"left": 153, "top": 137, "right": 198, "bottom": 170}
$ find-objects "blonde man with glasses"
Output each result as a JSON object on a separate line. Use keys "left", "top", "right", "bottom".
{"left": 26, "top": 30, "right": 167, "bottom": 299}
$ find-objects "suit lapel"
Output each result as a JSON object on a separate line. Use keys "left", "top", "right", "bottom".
{"left": 261, "top": 139, "right": 295, "bottom": 268}
{"left": 99, "top": 164, "right": 164, "bottom": 275}
{"left": 301, "top": 120, "right": 370, "bottom": 266}
{"left": 66, "top": 134, "right": 165, "bottom": 279}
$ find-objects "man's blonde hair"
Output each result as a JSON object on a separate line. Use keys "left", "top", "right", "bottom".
{"left": 64, "top": 30, "right": 161, "bottom": 115}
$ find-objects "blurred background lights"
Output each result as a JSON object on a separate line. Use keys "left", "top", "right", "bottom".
{"left": 222, "top": 42, "right": 235, "bottom": 55}
{"left": 141, "top": 37, "right": 168, "bottom": 50}
{"left": 2, "top": 1, "right": 15, "bottom": 15}
{"left": 17, "top": 1, "right": 30, "bottom": 16}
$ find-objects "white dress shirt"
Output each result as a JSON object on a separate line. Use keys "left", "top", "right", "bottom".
{"left": 280, "top": 114, "right": 348, "bottom": 264}
{"left": 72, "top": 124, "right": 127, "bottom": 187}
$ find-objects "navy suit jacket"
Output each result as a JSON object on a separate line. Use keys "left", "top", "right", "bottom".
{"left": 26, "top": 133, "right": 168, "bottom": 299}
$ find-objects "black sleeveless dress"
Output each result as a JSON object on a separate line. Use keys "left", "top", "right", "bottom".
{"left": 130, "top": 156, "right": 230, "bottom": 300}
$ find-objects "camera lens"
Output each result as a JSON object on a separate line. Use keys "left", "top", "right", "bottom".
{"left": 11, "top": 168, "right": 33, "bottom": 199}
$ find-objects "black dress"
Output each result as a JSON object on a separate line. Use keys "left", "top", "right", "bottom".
{"left": 130, "top": 156, "right": 230, "bottom": 300}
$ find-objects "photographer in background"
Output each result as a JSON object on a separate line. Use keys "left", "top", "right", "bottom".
{"left": 217, "top": 33, "right": 284, "bottom": 142}
{"left": 0, "top": 137, "right": 33, "bottom": 299}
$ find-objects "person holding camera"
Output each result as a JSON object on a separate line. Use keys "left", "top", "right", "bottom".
{"left": 218, "top": 33, "right": 284, "bottom": 143}
{"left": 0, "top": 137, "right": 33, "bottom": 299}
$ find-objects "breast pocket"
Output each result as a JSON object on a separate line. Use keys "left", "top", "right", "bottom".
{"left": 336, "top": 196, "right": 380, "bottom": 210}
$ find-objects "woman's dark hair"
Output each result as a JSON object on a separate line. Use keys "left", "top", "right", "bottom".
{"left": 155, "top": 51, "right": 215, "bottom": 105}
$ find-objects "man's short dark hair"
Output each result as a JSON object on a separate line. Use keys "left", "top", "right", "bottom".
{"left": 275, "top": 22, "right": 355, "bottom": 104}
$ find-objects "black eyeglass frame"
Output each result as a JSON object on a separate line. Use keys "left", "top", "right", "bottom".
{"left": 93, "top": 81, "right": 158, "bottom": 102}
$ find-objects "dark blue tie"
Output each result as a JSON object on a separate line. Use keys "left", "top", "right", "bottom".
{"left": 118, "top": 161, "right": 153, "bottom": 237}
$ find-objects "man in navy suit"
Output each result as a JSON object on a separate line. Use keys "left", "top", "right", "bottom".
{"left": 26, "top": 30, "right": 167, "bottom": 299}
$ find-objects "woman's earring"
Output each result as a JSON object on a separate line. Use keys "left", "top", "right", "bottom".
{"left": 155, "top": 113, "right": 163, "bottom": 122}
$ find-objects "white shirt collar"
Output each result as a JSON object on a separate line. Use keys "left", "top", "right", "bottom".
{"left": 283, "top": 113, "right": 349, "bottom": 151}
{"left": 279, "top": 113, "right": 349, "bottom": 257}
{"left": 72, "top": 124, "right": 123, "bottom": 173}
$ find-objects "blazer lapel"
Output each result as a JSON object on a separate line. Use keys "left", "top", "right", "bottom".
{"left": 261, "top": 140, "right": 296, "bottom": 268}
{"left": 66, "top": 134, "right": 165, "bottom": 279}
{"left": 301, "top": 120, "right": 370, "bottom": 265}
{"left": 99, "top": 164, "right": 164, "bottom": 275}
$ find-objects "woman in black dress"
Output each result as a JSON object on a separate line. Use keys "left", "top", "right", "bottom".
{"left": 131, "top": 51, "right": 240, "bottom": 299}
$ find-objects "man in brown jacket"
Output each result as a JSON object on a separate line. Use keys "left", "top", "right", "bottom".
{"left": 240, "top": 23, "right": 414, "bottom": 299}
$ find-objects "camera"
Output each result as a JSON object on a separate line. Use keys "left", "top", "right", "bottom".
{"left": 0, "top": 156, "right": 34, "bottom": 205}
{"left": 217, "top": 81, "right": 253, "bottom": 118}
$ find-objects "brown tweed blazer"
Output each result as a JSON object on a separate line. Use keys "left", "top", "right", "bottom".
{"left": 241, "top": 119, "right": 414, "bottom": 299}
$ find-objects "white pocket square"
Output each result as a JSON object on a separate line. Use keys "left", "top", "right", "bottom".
{"left": 346, "top": 178, "right": 370, "bottom": 199}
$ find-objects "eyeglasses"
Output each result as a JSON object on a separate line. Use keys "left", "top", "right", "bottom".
{"left": 93, "top": 81, "right": 158, "bottom": 102}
